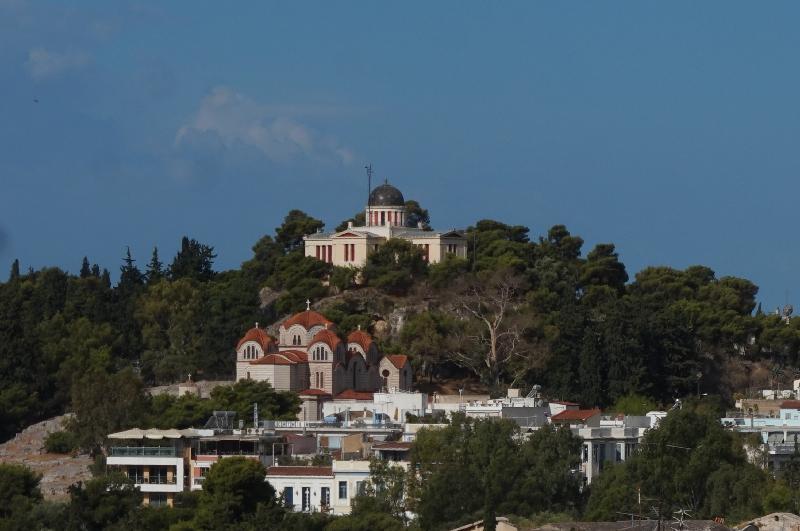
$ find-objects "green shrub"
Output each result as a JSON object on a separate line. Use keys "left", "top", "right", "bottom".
{"left": 43, "top": 431, "right": 77, "bottom": 454}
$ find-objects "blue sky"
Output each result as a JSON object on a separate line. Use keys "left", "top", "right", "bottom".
{"left": 1, "top": 1, "right": 799, "bottom": 308}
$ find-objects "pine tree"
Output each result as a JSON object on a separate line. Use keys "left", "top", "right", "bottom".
{"left": 101, "top": 269, "right": 111, "bottom": 288}
{"left": 9, "top": 259, "right": 20, "bottom": 281}
{"left": 146, "top": 247, "right": 164, "bottom": 284}
{"left": 80, "top": 257, "right": 92, "bottom": 278}
{"left": 91, "top": 264, "right": 101, "bottom": 278}
{"left": 169, "top": 237, "right": 216, "bottom": 282}
{"left": 119, "top": 247, "right": 143, "bottom": 289}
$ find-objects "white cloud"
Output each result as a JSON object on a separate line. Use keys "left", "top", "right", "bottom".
{"left": 175, "top": 86, "right": 354, "bottom": 165}
{"left": 25, "top": 47, "right": 90, "bottom": 80}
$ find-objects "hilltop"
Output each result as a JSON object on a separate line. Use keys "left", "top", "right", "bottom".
{"left": 1, "top": 207, "right": 798, "bottom": 446}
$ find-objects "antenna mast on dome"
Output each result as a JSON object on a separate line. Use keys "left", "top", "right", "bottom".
{"left": 365, "top": 163, "right": 373, "bottom": 226}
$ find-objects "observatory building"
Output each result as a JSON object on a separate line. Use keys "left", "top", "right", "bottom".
{"left": 303, "top": 181, "right": 468, "bottom": 267}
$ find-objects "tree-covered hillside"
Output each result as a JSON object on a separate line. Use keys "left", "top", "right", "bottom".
{"left": 1, "top": 208, "right": 798, "bottom": 442}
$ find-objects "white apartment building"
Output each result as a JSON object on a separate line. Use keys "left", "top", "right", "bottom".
{"left": 106, "top": 428, "right": 207, "bottom": 507}
{"left": 266, "top": 460, "right": 378, "bottom": 515}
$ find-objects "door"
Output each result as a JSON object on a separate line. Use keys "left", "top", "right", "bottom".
{"left": 301, "top": 487, "right": 311, "bottom": 512}
{"left": 283, "top": 487, "right": 293, "bottom": 508}
{"left": 320, "top": 486, "right": 330, "bottom": 508}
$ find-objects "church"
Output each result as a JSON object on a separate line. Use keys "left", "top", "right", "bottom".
{"left": 235, "top": 305, "right": 413, "bottom": 420}
{"left": 303, "top": 181, "right": 468, "bottom": 267}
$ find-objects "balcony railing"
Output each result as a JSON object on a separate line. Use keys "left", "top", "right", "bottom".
{"left": 109, "top": 447, "right": 177, "bottom": 457}
{"left": 130, "top": 476, "right": 177, "bottom": 485}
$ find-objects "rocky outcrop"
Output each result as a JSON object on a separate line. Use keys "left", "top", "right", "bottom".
{"left": 0, "top": 415, "right": 92, "bottom": 501}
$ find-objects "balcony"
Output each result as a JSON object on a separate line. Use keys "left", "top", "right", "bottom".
{"left": 109, "top": 447, "right": 177, "bottom": 457}
{"left": 131, "top": 476, "right": 177, "bottom": 485}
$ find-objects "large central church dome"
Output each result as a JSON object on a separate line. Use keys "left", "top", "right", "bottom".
{"left": 368, "top": 183, "right": 405, "bottom": 206}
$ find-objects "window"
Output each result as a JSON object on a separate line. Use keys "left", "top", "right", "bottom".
{"left": 149, "top": 493, "right": 167, "bottom": 508}
{"left": 127, "top": 466, "right": 143, "bottom": 483}
{"left": 338, "top": 481, "right": 348, "bottom": 499}
{"left": 246, "top": 371, "right": 251, "bottom": 379}
{"left": 283, "top": 487, "right": 293, "bottom": 507}
{"left": 150, "top": 466, "right": 168, "bottom": 484}
{"left": 321, "top": 486, "right": 330, "bottom": 506}
{"left": 313, "top": 346, "right": 327, "bottom": 361}
{"left": 356, "top": 481, "right": 366, "bottom": 496}
{"left": 344, "top": 243, "right": 355, "bottom": 262}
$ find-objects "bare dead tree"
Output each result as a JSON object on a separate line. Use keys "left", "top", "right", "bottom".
{"left": 447, "top": 269, "right": 533, "bottom": 390}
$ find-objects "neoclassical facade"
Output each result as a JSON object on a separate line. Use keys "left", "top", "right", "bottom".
{"left": 303, "top": 182, "right": 468, "bottom": 267}
{"left": 235, "top": 308, "right": 412, "bottom": 406}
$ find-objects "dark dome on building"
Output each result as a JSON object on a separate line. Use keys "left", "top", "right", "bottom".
{"left": 368, "top": 183, "right": 405, "bottom": 206}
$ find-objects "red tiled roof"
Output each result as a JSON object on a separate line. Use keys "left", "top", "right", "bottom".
{"left": 347, "top": 330, "right": 373, "bottom": 351}
{"left": 781, "top": 401, "right": 800, "bottom": 409}
{"left": 551, "top": 408, "right": 601, "bottom": 422}
{"left": 335, "top": 390, "right": 374, "bottom": 401}
{"left": 236, "top": 326, "right": 276, "bottom": 351}
{"left": 251, "top": 353, "right": 295, "bottom": 366}
{"left": 298, "top": 388, "right": 331, "bottom": 396}
{"left": 372, "top": 441, "right": 412, "bottom": 451}
{"left": 386, "top": 354, "right": 409, "bottom": 369}
{"left": 280, "top": 350, "right": 308, "bottom": 363}
{"left": 282, "top": 310, "right": 334, "bottom": 330}
{"left": 266, "top": 466, "right": 333, "bottom": 477}
{"left": 310, "top": 329, "right": 341, "bottom": 350}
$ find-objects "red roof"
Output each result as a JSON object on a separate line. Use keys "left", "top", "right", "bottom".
{"left": 279, "top": 350, "right": 308, "bottom": 363}
{"left": 310, "top": 329, "right": 341, "bottom": 350}
{"left": 386, "top": 354, "right": 409, "bottom": 369}
{"left": 236, "top": 326, "right": 276, "bottom": 351}
{"left": 266, "top": 466, "right": 333, "bottom": 477}
{"left": 251, "top": 354, "right": 295, "bottom": 366}
{"left": 334, "top": 390, "right": 374, "bottom": 401}
{"left": 250, "top": 352, "right": 310, "bottom": 366}
{"left": 551, "top": 408, "right": 601, "bottom": 422}
{"left": 298, "top": 388, "right": 331, "bottom": 397}
{"left": 282, "top": 310, "right": 334, "bottom": 330}
{"left": 781, "top": 401, "right": 800, "bottom": 409}
{"left": 347, "top": 330, "right": 373, "bottom": 351}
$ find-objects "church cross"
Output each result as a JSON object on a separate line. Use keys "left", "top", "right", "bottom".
{"left": 306, "top": 299, "right": 311, "bottom": 311}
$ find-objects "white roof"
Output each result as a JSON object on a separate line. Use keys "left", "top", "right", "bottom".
{"left": 107, "top": 428, "right": 200, "bottom": 440}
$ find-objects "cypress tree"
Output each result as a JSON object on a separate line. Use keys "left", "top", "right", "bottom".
{"left": 101, "top": 269, "right": 111, "bottom": 288}
{"left": 91, "top": 264, "right": 101, "bottom": 278}
{"left": 9, "top": 259, "right": 20, "bottom": 281}
{"left": 80, "top": 256, "right": 92, "bottom": 278}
